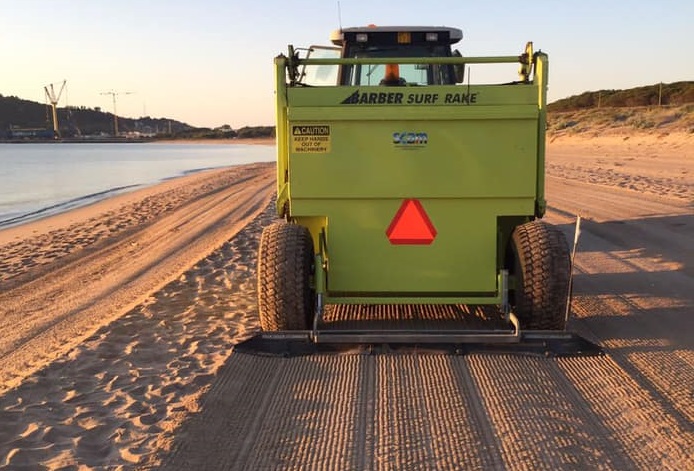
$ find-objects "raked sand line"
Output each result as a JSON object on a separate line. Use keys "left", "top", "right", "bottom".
{"left": 0, "top": 202, "right": 275, "bottom": 469}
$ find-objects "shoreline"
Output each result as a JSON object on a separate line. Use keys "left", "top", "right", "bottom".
{"left": 0, "top": 168, "right": 225, "bottom": 232}
{"left": 0, "top": 183, "right": 142, "bottom": 231}
{"left": 150, "top": 137, "right": 275, "bottom": 146}
{"left": 0, "top": 163, "right": 273, "bottom": 250}
{"left": 0, "top": 141, "right": 275, "bottom": 231}
{"left": 0, "top": 137, "right": 276, "bottom": 146}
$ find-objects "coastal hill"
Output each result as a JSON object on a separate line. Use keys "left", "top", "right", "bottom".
{"left": 547, "top": 81, "right": 694, "bottom": 138}
{"left": 0, "top": 94, "right": 274, "bottom": 140}
{"left": 548, "top": 81, "right": 693, "bottom": 111}
{"left": 0, "top": 94, "right": 194, "bottom": 138}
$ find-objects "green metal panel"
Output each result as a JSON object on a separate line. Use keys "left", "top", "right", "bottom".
{"left": 534, "top": 53, "right": 549, "bottom": 217}
{"left": 289, "top": 116, "right": 538, "bottom": 199}
{"left": 274, "top": 56, "right": 290, "bottom": 217}
{"left": 293, "top": 198, "right": 533, "bottom": 294}
{"left": 275, "top": 50, "right": 548, "bottom": 303}
{"left": 288, "top": 104, "right": 538, "bottom": 121}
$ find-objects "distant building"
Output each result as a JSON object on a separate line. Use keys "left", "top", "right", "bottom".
{"left": 7, "top": 128, "right": 55, "bottom": 139}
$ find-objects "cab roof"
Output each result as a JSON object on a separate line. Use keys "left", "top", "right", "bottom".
{"left": 330, "top": 26, "right": 463, "bottom": 46}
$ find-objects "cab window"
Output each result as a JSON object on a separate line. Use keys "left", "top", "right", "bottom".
{"left": 300, "top": 46, "right": 340, "bottom": 86}
{"left": 340, "top": 44, "right": 454, "bottom": 86}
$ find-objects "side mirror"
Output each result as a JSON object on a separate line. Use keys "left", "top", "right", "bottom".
{"left": 452, "top": 49, "right": 465, "bottom": 83}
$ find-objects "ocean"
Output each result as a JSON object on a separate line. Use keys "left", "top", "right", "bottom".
{"left": 0, "top": 142, "right": 275, "bottom": 229}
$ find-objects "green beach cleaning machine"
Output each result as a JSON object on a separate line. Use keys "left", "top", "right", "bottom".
{"left": 249, "top": 26, "right": 595, "bottom": 354}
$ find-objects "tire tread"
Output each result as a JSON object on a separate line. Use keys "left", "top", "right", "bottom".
{"left": 257, "top": 222, "right": 313, "bottom": 331}
{"left": 511, "top": 220, "right": 571, "bottom": 330}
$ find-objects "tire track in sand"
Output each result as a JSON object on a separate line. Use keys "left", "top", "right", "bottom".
{"left": 0, "top": 164, "right": 274, "bottom": 394}
{"left": 0, "top": 197, "right": 274, "bottom": 468}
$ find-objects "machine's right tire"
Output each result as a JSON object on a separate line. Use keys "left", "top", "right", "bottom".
{"left": 511, "top": 220, "right": 571, "bottom": 330}
{"left": 257, "top": 221, "right": 314, "bottom": 331}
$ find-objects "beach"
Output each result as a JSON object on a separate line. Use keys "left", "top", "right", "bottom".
{"left": 0, "top": 133, "right": 692, "bottom": 468}
{"left": 0, "top": 141, "right": 275, "bottom": 228}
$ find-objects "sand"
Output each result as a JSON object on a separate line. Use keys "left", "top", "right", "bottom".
{"left": 0, "top": 163, "right": 275, "bottom": 391}
{"left": 547, "top": 132, "right": 693, "bottom": 201}
{"left": 0, "top": 134, "right": 692, "bottom": 469}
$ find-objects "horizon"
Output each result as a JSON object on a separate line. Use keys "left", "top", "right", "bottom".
{"left": 2, "top": 1, "right": 692, "bottom": 129}
{"left": 2, "top": 80, "right": 690, "bottom": 132}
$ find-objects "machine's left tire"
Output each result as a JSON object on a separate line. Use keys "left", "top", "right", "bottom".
{"left": 257, "top": 222, "right": 315, "bottom": 331}
{"left": 510, "top": 220, "right": 571, "bottom": 330}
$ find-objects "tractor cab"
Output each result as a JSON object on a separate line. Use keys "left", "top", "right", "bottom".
{"left": 331, "top": 26, "right": 463, "bottom": 86}
{"left": 299, "top": 26, "right": 465, "bottom": 87}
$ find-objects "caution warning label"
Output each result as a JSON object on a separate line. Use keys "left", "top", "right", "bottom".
{"left": 291, "top": 125, "right": 331, "bottom": 153}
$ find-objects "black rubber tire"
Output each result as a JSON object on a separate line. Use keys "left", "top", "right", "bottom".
{"left": 510, "top": 220, "right": 571, "bottom": 330}
{"left": 257, "top": 222, "right": 315, "bottom": 331}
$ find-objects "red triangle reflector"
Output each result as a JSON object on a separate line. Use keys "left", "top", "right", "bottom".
{"left": 386, "top": 199, "right": 437, "bottom": 245}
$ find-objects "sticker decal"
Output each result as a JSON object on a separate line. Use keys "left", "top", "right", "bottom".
{"left": 291, "top": 125, "right": 331, "bottom": 153}
{"left": 393, "top": 131, "right": 428, "bottom": 149}
{"left": 341, "top": 90, "right": 478, "bottom": 105}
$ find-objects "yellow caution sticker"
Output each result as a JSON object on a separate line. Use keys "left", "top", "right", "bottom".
{"left": 291, "top": 125, "right": 331, "bottom": 153}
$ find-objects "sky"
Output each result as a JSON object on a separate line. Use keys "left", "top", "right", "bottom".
{"left": 2, "top": 0, "right": 692, "bottom": 129}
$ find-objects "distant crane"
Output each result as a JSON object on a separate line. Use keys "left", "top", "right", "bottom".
{"left": 101, "top": 90, "right": 133, "bottom": 136}
{"left": 44, "top": 80, "right": 67, "bottom": 138}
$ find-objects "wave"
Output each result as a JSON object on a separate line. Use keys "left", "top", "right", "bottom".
{"left": 159, "top": 166, "right": 222, "bottom": 182}
{"left": 0, "top": 184, "right": 141, "bottom": 229}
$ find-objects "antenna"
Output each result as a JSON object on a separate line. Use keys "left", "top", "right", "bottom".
{"left": 100, "top": 90, "right": 134, "bottom": 136}
{"left": 337, "top": 1, "right": 343, "bottom": 30}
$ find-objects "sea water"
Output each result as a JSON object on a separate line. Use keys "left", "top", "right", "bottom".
{"left": 0, "top": 142, "right": 275, "bottom": 228}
